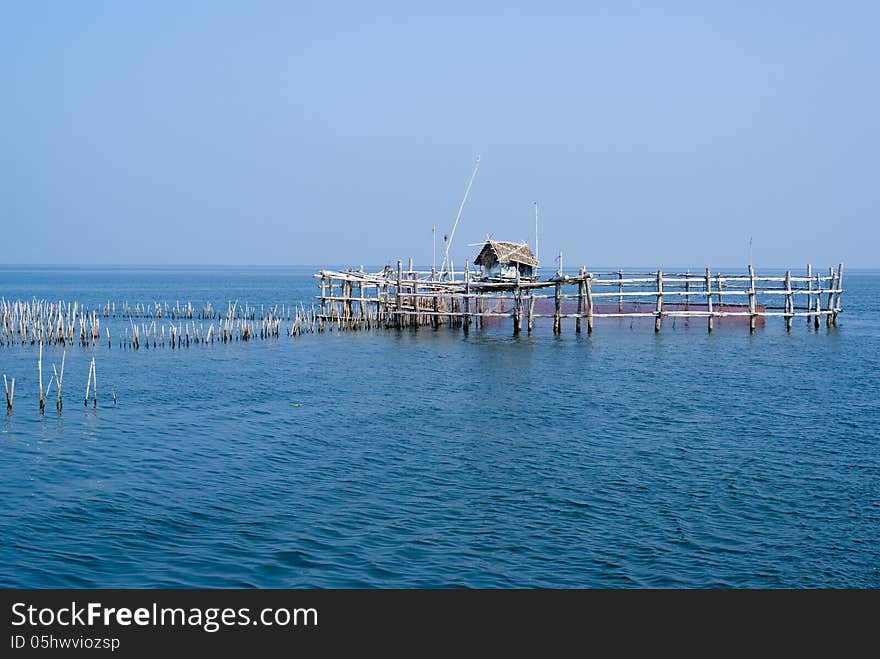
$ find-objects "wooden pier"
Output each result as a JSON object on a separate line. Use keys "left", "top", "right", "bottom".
{"left": 315, "top": 261, "right": 844, "bottom": 334}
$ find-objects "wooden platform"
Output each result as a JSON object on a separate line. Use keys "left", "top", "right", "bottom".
{"left": 315, "top": 260, "right": 844, "bottom": 334}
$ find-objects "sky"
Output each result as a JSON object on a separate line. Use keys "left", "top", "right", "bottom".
{"left": 2, "top": 1, "right": 878, "bottom": 268}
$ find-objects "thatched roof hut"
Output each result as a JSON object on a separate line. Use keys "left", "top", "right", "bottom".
{"left": 473, "top": 240, "right": 538, "bottom": 280}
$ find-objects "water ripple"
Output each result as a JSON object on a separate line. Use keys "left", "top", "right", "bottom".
{"left": 1, "top": 267, "right": 878, "bottom": 587}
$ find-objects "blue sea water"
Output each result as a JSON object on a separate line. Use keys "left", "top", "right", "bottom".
{"left": 1, "top": 265, "right": 878, "bottom": 588}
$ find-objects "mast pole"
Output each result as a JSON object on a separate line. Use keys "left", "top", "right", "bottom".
{"left": 440, "top": 155, "right": 480, "bottom": 279}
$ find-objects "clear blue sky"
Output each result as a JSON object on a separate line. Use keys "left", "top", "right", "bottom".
{"left": 2, "top": 1, "right": 877, "bottom": 268}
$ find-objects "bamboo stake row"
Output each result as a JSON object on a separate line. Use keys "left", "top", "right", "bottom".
{"left": 0, "top": 299, "right": 319, "bottom": 349}
{"left": 103, "top": 300, "right": 297, "bottom": 320}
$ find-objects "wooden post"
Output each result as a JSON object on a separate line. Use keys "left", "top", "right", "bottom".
{"left": 444, "top": 261, "right": 455, "bottom": 326}
{"left": 432, "top": 267, "right": 439, "bottom": 329}
{"left": 825, "top": 266, "right": 834, "bottom": 327}
{"left": 576, "top": 267, "right": 584, "bottom": 333}
{"left": 748, "top": 264, "right": 757, "bottom": 334}
{"left": 654, "top": 270, "right": 663, "bottom": 332}
{"left": 814, "top": 272, "right": 821, "bottom": 329}
{"left": 784, "top": 270, "right": 793, "bottom": 332}
{"left": 328, "top": 277, "right": 335, "bottom": 320}
{"left": 553, "top": 280, "right": 562, "bottom": 334}
{"left": 3, "top": 374, "right": 13, "bottom": 412}
{"left": 706, "top": 267, "right": 713, "bottom": 333}
{"left": 375, "top": 277, "right": 382, "bottom": 325}
{"left": 585, "top": 273, "right": 594, "bottom": 334}
{"left": 684, "top": 270, "right": 691, "bottom": 311}
{"left": 383, "top": 275, "right": 390, "bottom": 326}
{"left": 832, "top": 263, "right": 843, "bottom": 326}
{"left": 527, "top": 294, "right": 535, "bottom": 333}
{"left": 52, "top": 350, "right": 65, "bottom": 410}
{"left": 806, "top": 264, "right": 813, "bottom": 325}
{"left": 618, "top": 269, "right": 623, "bottom": 313}
{"left": 463, "top": 260, "right": 471, "bottom": 333}
{"left": 84, "top": 358, "right": 92, "bottom": 406}
{"left": 412, "top": 277, "right": 420, "bottom": 330}
{"left": 396, "top": 259, "right": 403, "bottom": 329}
{"left": 513, "top": 269, "right": 522, "bottom": 335}
{"left": 38, "top": 341, "right": 45, "bottom": 414}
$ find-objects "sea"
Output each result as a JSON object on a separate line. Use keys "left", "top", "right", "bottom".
{"left": 1, "top": 265, "right": 878, "bottom": 588}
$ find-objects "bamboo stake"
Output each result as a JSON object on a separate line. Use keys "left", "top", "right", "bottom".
{"left": 654, "top": 270, "right": 663, "bottom": 333}
{"left": 412, "top": 278, "right": 420, "bottom": 330}
{"left": 3, "top": 374, "right": 13, "bottom": 411}
{"left": 553, "top": 253, "right": 562, "bottom": 334}
{"left": 463, "top": 260, "right": 471, "bottom": 332}
{"left": 585, "top": 274, "right": 594, "bottom": 334}
{"left": 748, "top": 264, "right": 757, "bottom": 333}
{"left": 684, "top": 270, "right": 691, "bottom": 311}
{"left": 396, "top": 260, "right": 403, "bottom": 329}
{"left": 85, "top": 358, "right": 92, "bottom": 406}
{"left": 576, "top": 267, "right": 584, "bottom": 333}
{"left": 514, "top": 269, "right": 523, "bottom": 335}
{"left": 784, "top": 270, "right": 793, "bottom": 332}
{"left": 38, "top": 341, "right": 45, "bottom": 413}
{"left": 706, "top": 267, "right": 713, "bottom": 333}
{"left": 527, "top": 293, "right": 535, "bottom": 333}
{"left": 553, "top": 279, "right": 561, "bottom": 334}
{"left": 832, "top": 263, "right": 843, "bottom": 326}
{"left": 54, "top": 350, "right": 65, "bottom": 410}
{"left": 806, "top": 264, "right": 813, "bottom": 324}
{"left": 825, "top": 266, "right": 834, "bottom": 327}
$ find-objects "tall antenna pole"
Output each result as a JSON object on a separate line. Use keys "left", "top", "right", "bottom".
{"left": 749, "top": 236, "right": 753, "bottom": 267}
{"left": 432, "top": 226, "right": 436, "bottom": 273}
{"left": 440, "top": 155, "right": 480, "bottom": 279}
{"left": 534, "top": 201, "right": 539, "bottom": 271}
